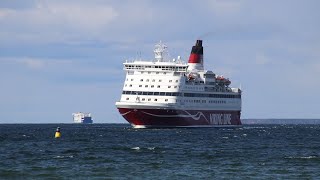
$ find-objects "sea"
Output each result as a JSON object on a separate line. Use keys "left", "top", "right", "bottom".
{"left": 1, "top": 123, "right": 320, "bottom": 179}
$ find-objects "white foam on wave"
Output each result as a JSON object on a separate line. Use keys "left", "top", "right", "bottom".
{"left": 54, "top": 155, "right": 74, "bottom": 159}
{"left": 131, "top": 147, "right": 140, "bottom": 150}
{"left": 147, "top": 147, "right": 155, "bottom": 150}
{"left": 285, "top": 156, "right": 317, "bottom": 159}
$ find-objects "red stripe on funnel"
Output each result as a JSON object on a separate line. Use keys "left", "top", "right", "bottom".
{"left": 188, "top": 54, "right": 202, "bottom": 63}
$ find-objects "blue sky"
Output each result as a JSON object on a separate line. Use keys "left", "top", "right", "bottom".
{"left": 0, "top": 0, "right": 319, "bottom": 123}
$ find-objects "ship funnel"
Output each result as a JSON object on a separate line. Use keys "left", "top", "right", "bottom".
{"left": 188, "top": 40, "right": 204, "bottom": 71}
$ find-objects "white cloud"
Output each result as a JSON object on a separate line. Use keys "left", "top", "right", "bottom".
{"left": 21, "top": 58, "right": 45, "bottom": 69}
{"left": 0, "top": 8, "right": 14, "bottom": 18}
{"left": 0, "top": 1, "right": 119, "bottom": 44}
{"left": 255, "top": 52, "right": 270, "bottom": 65}
{"left": 0, "top": 57, "right": 72, "bottom": 69}
{"left": 206, "top": 0, "right": 243, "bottom": 17}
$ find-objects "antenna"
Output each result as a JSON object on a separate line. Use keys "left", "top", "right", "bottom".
{"left": 154, "top": 41, "right": 168, "bottom": 62}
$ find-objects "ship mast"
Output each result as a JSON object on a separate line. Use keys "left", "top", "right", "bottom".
{"left": 154, "top": 41, "right": 168, "bottom": 62}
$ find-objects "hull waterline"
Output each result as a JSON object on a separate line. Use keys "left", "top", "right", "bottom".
{"left": 118, "top": 108, "right": 241, "bottom": 128}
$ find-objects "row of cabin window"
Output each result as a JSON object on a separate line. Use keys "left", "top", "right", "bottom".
{"left": 184, "top": 93, "right": 241, "bottom": 98}
{"left": 126, "top": 78, "right": 179, "bottom": 83}
{"left": 122, "top": 91, "right": 241, "bottom": 99}
{"left": 127, "top": 71, "right": 168, "bottom": 75}
{"left": 125, "top": 84, "right": 178, "bottom": 88}
{"left": 141, "top": 72, "right": 168, "bottom": 74}
{"left": 124, "top": 98, "right": 226, "bottom": 104}
{"left": 183, "top": 100, "right": 226, "bottom": 104}
{"left": 125, "top": 65, "right": 187, "bottom": 70}
{"left": 125, "top": 97, "right": 167, "bottom": 102}
{"left": 123, "top": 91, "right": 182, "bottom": 96}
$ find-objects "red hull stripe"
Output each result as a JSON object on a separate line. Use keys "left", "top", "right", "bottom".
{"left": 118, "top": 108, "right": 242, "bottom": 127}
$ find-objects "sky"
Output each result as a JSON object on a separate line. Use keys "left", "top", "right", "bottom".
{"left": 0, "top": 0, "right": 319, "bottom": 123}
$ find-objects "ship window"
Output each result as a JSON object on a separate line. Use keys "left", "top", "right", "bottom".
{"left": 141, "top": 72, "right": 144, "bottom": 74}
{"left": 131, "top": 79, "right": 133, "bottom": 81}
{"left": 168, "top": 86, "right": 171, "bottom": 88}
{"left": 146, "top": 79, "right": 149, "bottom": 82}
{"left": 148, "top": 72, "right": 151, "bottom": 74}
{"left": 157, "top": 85, "right": 160, "bottom": 88}
{"left": 160, "top": 92, "right": 165, "bottom": 96}
{"left": 148, "top": 92, "right": 153, "bottom": 95}
{"left": 174, "top": 86, "right": 177, "bottom": 88}
{"left": 154, "top": 99, "right": 157, "bottom": 101}
{"left": 166, "top": 92, "right": 172, "bottom": 96}
{"left": 159, "top": 80, "right": 162, "bottom": 82}
{"left": 140, "top": 79, "right": 143, "bottom": 82}
{"left": 154, "top": 92, "right": 159, "bottom": 95}
{"left": 176, "top": 80, "right": 179, "bottom": 82}
{"left": 139, "top": 85, "right": 142, "bottom": 87}
{"left": 129, "top": 84, "right": 132, "bottom": 87}
{"left": 145, "top": 85, "right": 148, "bottom": 87}
{"left": 143, "top": 92, "right": 148, "bottom": 95}
{"left": 148, "top": 98, "right": 151, "bottom": 101}
{"left": 125, "top": 84, "right": 127, "bottom": 87}
{"left": 165, "top": 99, "right": 168, "bottom": 102}
{"left": 156, "top": 72, "right": 159, "bottom": 74}
{"left": 126, "top": 98, "right": 129, "bottom": 100}
{"left": 152, "top": 79, "right": 155, "bottom": 82}
{"left": 142, "top": 98, "right": 145, "bottom": 101}
{"left": 125, "top": 91, "right": 131, "bottom": 94}
{"left": 163, "top": 72, "right": 166, "bottom": 75}
{"left": 169, "top": 80, "right": 172, "bottom": 82}
{"left": 151, "top": 85, "right": 154, "bottom": 88}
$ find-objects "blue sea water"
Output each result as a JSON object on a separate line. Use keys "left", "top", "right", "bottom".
{"left": 1, "top": 123, "right": 320, "bottom": 179}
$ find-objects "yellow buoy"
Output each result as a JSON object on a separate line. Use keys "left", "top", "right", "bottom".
{"left": 55, "top": 127, "right": 61, "bottom": 138}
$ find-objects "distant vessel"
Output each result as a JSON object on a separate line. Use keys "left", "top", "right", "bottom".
{"left": 72, "top": 112, "right": 93, "bottom": 124}
{"left": 115, "top": 40, "right": 242, "bottom": 128}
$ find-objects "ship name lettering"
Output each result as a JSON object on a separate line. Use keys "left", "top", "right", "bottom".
{"left": 209, "top": 114, "right": 231, "bottom": 125}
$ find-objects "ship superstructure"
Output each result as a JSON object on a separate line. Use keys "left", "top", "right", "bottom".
{"left": 115, "top": 40, "right": 242, "bottom": 128}
{"left": 72, "top": 112, "right": 93, "bottom": 124}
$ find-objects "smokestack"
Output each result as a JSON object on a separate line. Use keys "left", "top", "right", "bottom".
{"left": 188, "top": 40, "right": 204, "bottom": 71}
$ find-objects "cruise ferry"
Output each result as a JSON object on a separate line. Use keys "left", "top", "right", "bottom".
{"left": 115, "top": 40, "right": 242, "bottom": 128}
{"left": 72, "top": 112, "right": 93, "bottom": 124}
